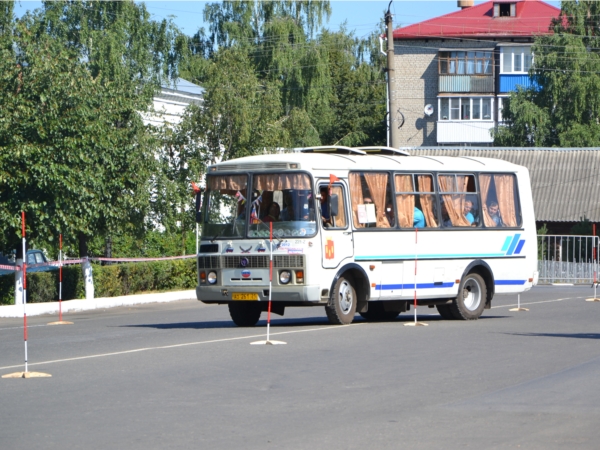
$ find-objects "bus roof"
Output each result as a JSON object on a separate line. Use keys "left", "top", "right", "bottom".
{"left": 207, "top": 151, "right": 525, "bottom": 174}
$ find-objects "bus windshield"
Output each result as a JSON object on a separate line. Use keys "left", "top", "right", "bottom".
{"left": 248, "top": 173, "right": 317, "bottom": 238}
{"left": 203, "top": 174, "right": 249, "bottom": 239}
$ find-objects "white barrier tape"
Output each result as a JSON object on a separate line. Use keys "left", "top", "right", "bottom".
{"left": 0, "top": 264, "right": 19, "bottom": 271}
{"left": 90, "top": 255, "right": 196, "bottom": 263}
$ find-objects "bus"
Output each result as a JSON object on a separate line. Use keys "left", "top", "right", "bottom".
{"left": 195, "top": 146, "right": 538, "bottom": 326}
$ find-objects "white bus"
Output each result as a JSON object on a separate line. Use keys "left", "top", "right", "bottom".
{"left": 195, "top": 146, "right": 538, "bottom": 326}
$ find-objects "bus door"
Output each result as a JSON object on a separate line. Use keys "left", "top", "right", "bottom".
{"left": 319, "top": 181, "right": 354, "bottom": 268}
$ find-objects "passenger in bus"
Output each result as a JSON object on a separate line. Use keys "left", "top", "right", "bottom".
{"left": 280, "top": 192, "right": 294, "bottom": 221}
{"left": 441, "top": 201, "right": 452, "bottom": 227}
{"left": 464, "top": 200, "right": 475, "bottom": 225}
{"left": 262, "top": 202, "right": 280, "bottom": 223}
{"left": 385, "top": 202, "right": 395, "bottom": 226}
{"left": 487, "top": 201, "right": 503, "bottom": 227}
{"left": 320, "top": 187, "right": 331, "bottom": 226}
{"left": 414, "top": 207, "right": 426, "bottom": 228}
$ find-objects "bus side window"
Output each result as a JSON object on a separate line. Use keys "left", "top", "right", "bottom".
{"left": 438, "top": 174, "right": 477, "bottom": 228}
{"left": 349, "top": 172, "right": 393, "bottom": 228}
{"left": 394, "top": 173, "right": 426, "bottom": 229}
{"left": 479, "top": 173, "right": 521, "bottom": 228}
{"left": 320, "top": 184, "right": 347, "bottom": 229}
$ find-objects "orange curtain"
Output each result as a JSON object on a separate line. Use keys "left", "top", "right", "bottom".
{"left": 479, "top": 174, "right": 496, "bottom": 227}
{"left": 253, "top": 173, "right": 311, "bottom": 190}
{"left": 494, "top": 174, "right": 518, "bottom": 227}
{"left": 395, "top": 174, "right": 414, "bottom": 228}
{"left": 364, "top": 173, "right": 391, "bottom": 228}
{"left": 208, "top": 175, "right": 247, "bottom": 192}
{"left": 417, "top": 175, "right": 438, "bottom": 228}
{"left": 349, "top": 173, "right": 365, "bottom": 228}
{"left": 438, "top": 176, "right": 470, "bottom": 227}
{"left": 330, "top": 185, "right": 347, "bottom": 228}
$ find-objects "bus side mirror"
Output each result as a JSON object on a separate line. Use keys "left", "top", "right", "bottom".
{"left": 330, "top": 194, "right": 339, "bottom": 217}
{"left": 195, "top": 192, "right": 203, "bottom": 223}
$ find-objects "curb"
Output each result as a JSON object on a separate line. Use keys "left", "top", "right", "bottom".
{"left": 0, "top": 290, "right": 197, "bottom": 318}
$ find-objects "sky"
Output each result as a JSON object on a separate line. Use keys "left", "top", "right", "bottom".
{"left": 15, "top": 0, "right": 562, "bottom": 38}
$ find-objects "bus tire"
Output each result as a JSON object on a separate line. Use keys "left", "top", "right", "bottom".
{"left": 359, "top": 302, "right": 400, "bottom": 321}
{"left": 436, "top": 304, "right": 456, "bottom": 320}
{"left": 326, "top": 276, "right": 357, "bottom": 325}
{"left": 228, "top": 302, "right": 261, "bottom": 327}
{"left": 450, "top": 273, "right": 486, "bottom": 320}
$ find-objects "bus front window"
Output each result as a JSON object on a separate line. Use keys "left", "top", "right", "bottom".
{"left": 203, "top": 174, "right": 248, "bottom": 239}
{"left": 248, "top": 173, "right": 317, "bottom": 238}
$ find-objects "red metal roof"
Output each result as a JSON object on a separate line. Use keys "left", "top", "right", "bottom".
{"left": 394, "top": 0, "right": 560, "bottom": 39}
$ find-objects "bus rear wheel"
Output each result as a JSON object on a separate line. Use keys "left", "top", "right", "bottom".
{"left": 359, "top": 302, "right": 400, "bottom": 321}
{"left": 228, "top": 302, "right": 262, "bottom": 327}
{"left": 326, "top": 276, "right": 357, "bottom": 325}
{"left": 436, "top": 304, "right": 456, "bottom": 320}
{"left": 450, "top": 273, "right": 486, "bottom": 320}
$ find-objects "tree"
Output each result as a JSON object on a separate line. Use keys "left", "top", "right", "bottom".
{"left": 0, "top": 1, "right": 187, "bottom": 258}
{"left": 494, "top": 0, "right": 600, "bottom": 147}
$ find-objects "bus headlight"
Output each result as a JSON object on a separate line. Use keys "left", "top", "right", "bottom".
{"left": 207, "top": 271, "right": 218, "bottom": 285}
{"left": 279, "top": 270, "right": 291, "bottom": 284}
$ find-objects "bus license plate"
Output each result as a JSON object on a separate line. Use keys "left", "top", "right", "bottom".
{"left": 232, "top": 293, "right": 259, "bottom": 301}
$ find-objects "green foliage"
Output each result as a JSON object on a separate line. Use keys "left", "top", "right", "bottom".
{"left": 571, "top": 216, "right": 593, "bottom": 236}
{"left": 494, "top": 0, "right": 600, "bottom": 147}
{"left": 0, "top": 1, "right": 187, "bottom": 258}
{"left": 0, "top": 258, "right": 196, "bottom": 305}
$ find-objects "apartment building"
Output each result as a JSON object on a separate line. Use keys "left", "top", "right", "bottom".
{"left": 391, "top": 0, "right": 560, "bottom": 146}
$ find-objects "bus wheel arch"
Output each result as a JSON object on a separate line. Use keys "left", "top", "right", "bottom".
{"left": 460, "top": 260, "right": 495, "bottom": 309}
{"left": 326, "top": 264, "right": 370, "bottom": 324}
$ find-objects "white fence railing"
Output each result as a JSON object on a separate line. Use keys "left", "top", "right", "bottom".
{"left": 537, "top": 235, "right": 600, "bottom": 284}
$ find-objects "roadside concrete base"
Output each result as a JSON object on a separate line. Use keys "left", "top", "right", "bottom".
{"left": 0, "top": 290, "right": 197, "bottom": 318}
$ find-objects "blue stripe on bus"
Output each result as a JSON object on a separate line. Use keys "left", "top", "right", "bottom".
{"left": 501, "top": 236, "right": 512, "bottom": 252}
{"left": 376, "top": 282, "right": 455, "bottom": 290}
{"left": 495, "top": 279, "right": 526, "bottom": 285}
{"left": 514, "top": 240, "right": 525, "bottom": 255}
{"left": 506, "top": 234, "right": 522, "bottom": 256}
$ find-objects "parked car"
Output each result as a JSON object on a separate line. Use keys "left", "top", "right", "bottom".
{"left": 0, "top": 250, "right": 58, "bottom": 276}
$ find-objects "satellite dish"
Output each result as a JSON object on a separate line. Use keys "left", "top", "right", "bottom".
{"left": 424, "top": 104, "right": 434, "bottom": 116}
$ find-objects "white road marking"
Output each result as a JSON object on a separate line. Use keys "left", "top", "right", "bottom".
{"left": 491, "top": 296, "right": 585, "bottom": 309}
{"left": 0, "top": 324, "right": 358, "bottom": 371}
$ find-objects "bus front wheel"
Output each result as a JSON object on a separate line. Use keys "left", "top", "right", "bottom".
{"left": 326, "top": 276, "right": 357, "bottom": 325}
{"left": 450, "top": 273, "right": 486, "bottom": 320}
{"left": 228, "top": 302, "right": 261, "bottom": 327}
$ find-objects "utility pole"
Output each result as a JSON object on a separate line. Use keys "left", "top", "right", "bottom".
{"left": 385, "top": 1, "right": 398, "bottom": 148}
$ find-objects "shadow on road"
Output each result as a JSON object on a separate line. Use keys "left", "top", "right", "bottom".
{"left": 506, "top": 332, "right": 600, "bottom": 340}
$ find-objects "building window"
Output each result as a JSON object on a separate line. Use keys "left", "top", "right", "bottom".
{"left": 500, "top": 47, "right": 532, "bottom": 74}
{"left": 439, "top": 98, "right": 493, "bottom": 121}
{"left": 494, "top": 3, "right": 516, "bottom": 17}
{"left": 439, "top": 51, "right": 493, "bottom": 75}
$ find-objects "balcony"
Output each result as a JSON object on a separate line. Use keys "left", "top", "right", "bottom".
{"left": 499, "top": 74, "right": 535, "bottom": 93}
{"left": 437, "top": 121, "right": 494, "bottom": 144}
{"left": 439, "top": 75, "right": 494, "bottom": 93}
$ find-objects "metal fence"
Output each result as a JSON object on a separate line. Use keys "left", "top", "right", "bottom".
{"left": 537, "top": 235, "right": 600, "bottom": 284}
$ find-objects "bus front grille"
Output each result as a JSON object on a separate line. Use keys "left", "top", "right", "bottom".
{"left": 273, "top": 255, "right": 304, "bottom": 268}
{"left": 224, "top": 255, "right": 269, "bottom": 268}
{"left": 198, "top": 256, "right": 220, "bottom": 269}
{"left": 200, "top": 254, "right": 305, "bottom": 269}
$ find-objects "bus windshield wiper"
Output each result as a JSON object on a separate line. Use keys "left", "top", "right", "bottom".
{"left": 211, "top": 227, "right": 225, "bottom": 243}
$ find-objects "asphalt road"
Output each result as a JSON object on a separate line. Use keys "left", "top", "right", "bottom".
{"left": 1, "top": 286, "right": 599, "bottom": 449}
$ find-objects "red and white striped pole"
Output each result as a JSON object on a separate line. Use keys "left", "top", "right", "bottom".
{"left": 267, "top": 222, "right": 273, "bottom": 341}
{"left": 251, "top": 222, "right": 286, "bottom": 345}
{"left": 405, "top": 227, "right": 427, "bottom": 326}
{"left": 21, "top": 211, "right": 28, "bottom": 373}
{"left": 59, "top": 234, "right": 63, "bottom": 321}
{"left": 49, "top": 233, "right": 73, "bottom": 325}
{"left": 413, "top": 228, "right": 418, "bottom": 324}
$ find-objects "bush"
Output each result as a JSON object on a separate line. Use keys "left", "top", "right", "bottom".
{"left": 0, "top": 258, "right": 197, "bottom": 305}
